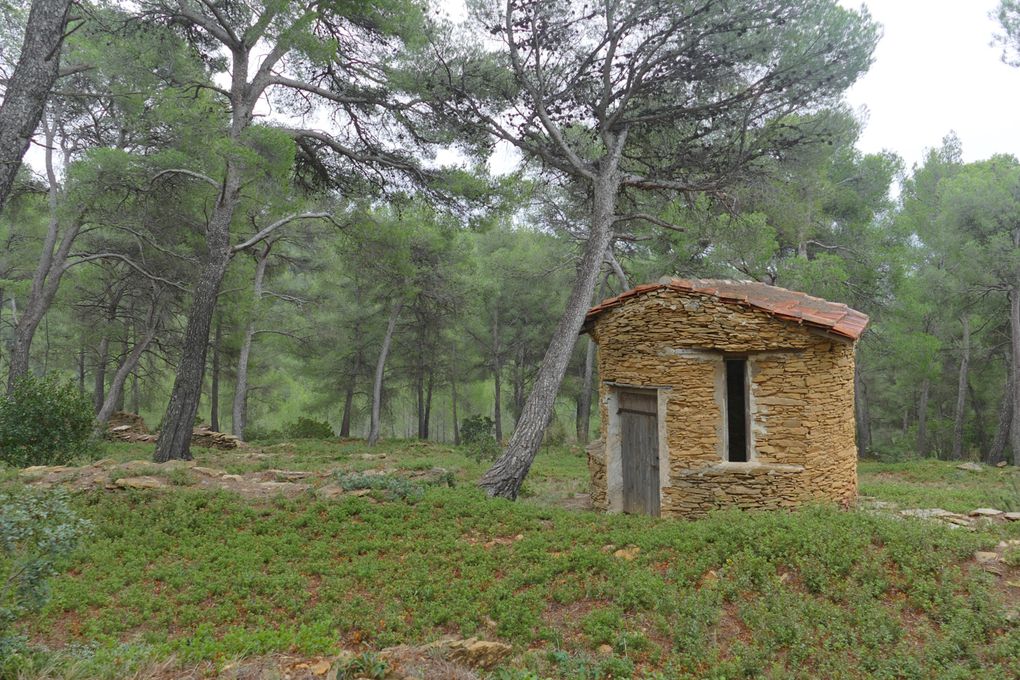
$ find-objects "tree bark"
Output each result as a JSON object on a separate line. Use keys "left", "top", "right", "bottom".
{"left": 6, "top": 115, "right": 81, "bottom": 392}
{"left": 576, "top": 274, "right": 613, "bottom": 444}
{"left": 990, "top": 372, "right": 1012, "bottom": 464}
{"left": 423, "top": 368, "right": 433, "bottom": 439}
{"left": 917, "top": 377, "right": 930, "bottom": 458}
{"left": 480, "top": 169, "right": 620, "bottom": 499}
{"left": 339, "top": 383, "right": 354, "bottom": 438}
{"left": 451, "top": 372, "right": 460, "bottom": 446}
{"left": 1011, "top": 280, "right": 1020, "bottom": 467}
{"left": 153, "top": 171, "right": 239, "bottom": 461}
{"left": 210, "top": 316, "right": 221, "bottom": 431}
{"left": 854, "top": 350, "right": 871, "bottom": 456}
{"left": 0, "top": 0, "right": 72, "bottom": 211}
{"left": 95, "top": 300, "right": 161, "bottom": 428}
{"left": 492, "top": 311, "right": 503, "bottom": 442}
{"left": 230, "top": 242, "right": 272, "bottom": 440}
{"left": 368, "top": 299, "right": 402, "bottom": 446}
{"left": 93, "top": 336, "right": 109, "bottom": 414}
{"left": 952, "top": 315, "right": 970, "bottom": 459}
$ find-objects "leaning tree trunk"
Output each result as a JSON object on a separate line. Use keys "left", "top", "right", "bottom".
{"left": 6, "top": 117, "right": 81, "bottom": 392}
{"left": 0, "top": 0, "right": 72, "bottom": 211}
{"left": 231, "top": 241, "right": 272, "bottom": 440}
{"left": 95, "top": 302, "right": 161, "bottom": 428}
{"left": 952, "top": 314, "right": 970, "bottom": 460}
{"left": 154, "top": 158, "right": 244, "bottom": 462}
{"left": 367, "top": 300, "right": 403, "bottom": 446}
{"left": 480, "top": 171, "right": 620, "bottom": 499}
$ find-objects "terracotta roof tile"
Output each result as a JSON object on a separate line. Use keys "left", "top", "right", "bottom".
{"left": 584, "top": 277, "right": 869, "bottom": 342}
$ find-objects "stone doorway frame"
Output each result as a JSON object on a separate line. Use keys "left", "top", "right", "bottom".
{"left": 603, "top": 382, "right": 672, "bottom": 514}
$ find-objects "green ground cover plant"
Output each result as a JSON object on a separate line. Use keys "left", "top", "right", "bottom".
{"left": 1, "top": 442, "right": 1018, "bottom": 679}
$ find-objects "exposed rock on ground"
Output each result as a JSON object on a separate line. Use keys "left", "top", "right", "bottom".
{"left": 106, "top": 411, "right": 240, "bottom": 450}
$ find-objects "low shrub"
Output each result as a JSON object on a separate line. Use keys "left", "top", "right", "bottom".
{"left": 1, "top": 489, "right": 91, "bottom": 667}
{"left": 285, "top": 417, "right": 334, "bottom": 440}
{"left": 334, "top": 472, "right": 424, "bottom": 501}
{"left": 0, "top": 374, "right": 95, "bottom": 468}
{"left": 459, "top": 414, "right": 500, "bottom": 462}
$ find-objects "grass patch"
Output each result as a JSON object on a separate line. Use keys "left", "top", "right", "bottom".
{"left": 859, "top": 459, "right": 1020, "bottom": 513}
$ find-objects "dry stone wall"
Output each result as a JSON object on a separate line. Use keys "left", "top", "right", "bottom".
{"left": 587, "top": 288, "right": 858, "bottom": 519}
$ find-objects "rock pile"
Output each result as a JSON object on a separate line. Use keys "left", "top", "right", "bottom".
{"left": 106, "top": 413, "right": 240, "bottom": 450}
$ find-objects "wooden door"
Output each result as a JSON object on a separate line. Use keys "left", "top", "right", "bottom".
{"left": 619, "top": 389, "right": 660, "bottom": 516}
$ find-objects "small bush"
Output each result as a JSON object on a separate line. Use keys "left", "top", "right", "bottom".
{"left": 543, "top": 416, "right": 568, "bottom": 447}
{"left": 459, "top": 414, "right": 500, "bottom": 462}
{"left": 0, "top": 375, "right": 95, "bottom": 468}
{"left": 334, "top": 472, "right": 424, "bottom": 501}
{"left": 1, "top": 489, "right": 91, "bottom": 665}
{"left": 285, "top": 417, "right": 334, "bottom": 440}
{"left": 336, "top": 652, "right": 388, "bottom": 679}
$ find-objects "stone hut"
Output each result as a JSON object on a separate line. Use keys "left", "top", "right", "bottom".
{"left": 582, "top": 278, "right": 868, "bottom": 519}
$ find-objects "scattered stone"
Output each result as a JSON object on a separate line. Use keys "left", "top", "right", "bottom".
{"left": 956, "top": 462, "right": 984, "bottom": 472}
{"left": 257, "top": 481, "right": 310, "bottom": 494}
{"left": 596, "top": 644, "right": 614, "bottom": 657}
{"left": 221, "top": 474, "right": 244, "bottom": 482}
{"left": 349, "top": 489, "right": 373, "bottom": 497}
{"left": 997, "top": 461, "right": 1009, "bottom": 468}
{"left": 90, "top": 458, "right": 117, "bottom": 468}
{"left": 404, "top": 466, "right": 453, "bottom": 486}
{"left": 1005, "top": 512, "right": 1020, "bottom": 522}
{"left": 192, "top": 466, "right": 226, "bottom": 478}
{"left": 356, "top": 453, "right": 387, "bottom": 460}
{"left": 900, "top": 508, "right": 957, "bottom": 519}
{"left": 19, "top": 465, "right": 71, "bottom": 477}
{"left": 315, "top": 484, "right": 345, "bottom": 500}
{"left": 969, "top": 508, "right": 1004, "bottom": 518}
{"left": 114, "top": 476, "right": 166, "bottom": 490}
{"left": 268, "top": 469, "right": 315, "bottom": 481}
{"left": 613, "top": 546, "right": 641, "bottom": 561}
{"left": 975, "top": 551, "right": 1000, "bottom": 564}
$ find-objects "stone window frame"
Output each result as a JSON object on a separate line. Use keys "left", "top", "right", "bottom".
{"left": 602, "top": 381, "right": 672, "bottom": 514}
{"left": 717, "top": 354, "right": 756, "bottom": 464}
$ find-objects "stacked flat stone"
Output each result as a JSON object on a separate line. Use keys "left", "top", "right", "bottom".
{"left": 586, "top": 286, "right": 860, "bottom": 519}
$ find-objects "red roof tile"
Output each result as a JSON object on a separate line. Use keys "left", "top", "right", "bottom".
{"left": 585, "top": 278, "right": 869, "bottom": 342}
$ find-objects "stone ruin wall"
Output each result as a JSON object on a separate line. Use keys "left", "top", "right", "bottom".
{"left": 587, "top": 288, "right": 858, "bottom": 519}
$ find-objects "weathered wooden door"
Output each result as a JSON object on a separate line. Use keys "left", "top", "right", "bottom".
{"left": 619, "top": 389, "right": 660, "bottom": 516}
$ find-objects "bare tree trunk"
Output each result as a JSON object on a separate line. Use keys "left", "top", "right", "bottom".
{"left": 416, "top": 345, "right": 426, "bottom": 439}
{"left": 451, "top": 372, "right": 460, "bottom": 446}
{"left": 6, "top": 116, "right": 81, "bottom": 392}
{"left": 952, "top": 315, "right": 970, "bottom": 459}
{"left": 77, "top": 346, "right": 85, "bottom": 394}
{"left": 990, "top": 373, "right": 1012, "bottom": 464}
{"left": 576, "top": 275, "right": 613, "bottom": 444}
{"left": 423, "top": 368, "right": 433, "bottom": 440}
{"left": 231, "top": 241, "right": 272, "bottom": 440}
{"left": 93, "top": 336, "right": 109, "bottom": 414}
{"left": 210, "top": 316, "right": 221, "bottom": 431}
{"left": 491, "top": 311, "right": 503, "bottom": 442}
{"left": 95, "top": 301, "right": 161, "bottom": 428}
{"left": 480, "top": 169, "right": 620, "bottom": 499}
{"left": 968, "top": 379, "right": 988, "bottom": 455}
{"left": 854, "top": 351, "right": 871, "bottom": 456}
{"left": 1011, "top": 280, "right": 1020, "bottom": 467}
{"left": 131, "top": 368, "right": 140, "bottom": 415}
{"left": 917, "top": 378, "right": 930, "bottom": 458}
{"left": 0, "top": 0, "right": 71, "bottom": 211}
{"left": 368, "top": 300, "right": 402, "bottom": 446}
{"left": 339, "top": 383, "right": 354, "bottom": 438}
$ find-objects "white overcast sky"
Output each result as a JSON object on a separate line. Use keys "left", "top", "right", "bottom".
{"left": 441, "top": 0, "right": 1020, "bottom": 172}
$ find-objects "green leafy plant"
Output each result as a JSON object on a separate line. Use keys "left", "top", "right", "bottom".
{"left": 1, "top": 489, "right": 90, "bottom": 666}
{"left": 334, "top": 472, "right": 424, "bottom": 501}
{"left": 336, "top": 652, "right": 388, "bottom": 679}
{"left": 0, "top": 375, "right": 96, "bottom": 468}
{"left": 285, "top": 417, "right": 335, "bottom": 440}
{"left": 460, "top": 415, "right": 500, "bottom": 462}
